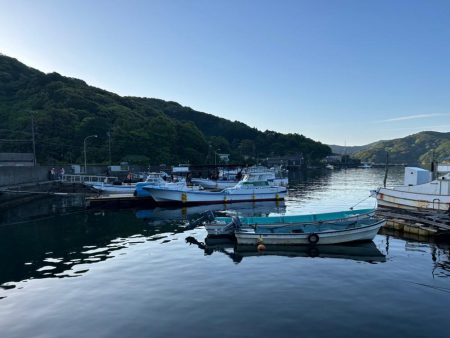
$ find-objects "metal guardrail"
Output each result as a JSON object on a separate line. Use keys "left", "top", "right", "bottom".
{"left": 62, "top": 174, "right": 119, "bottom": 184}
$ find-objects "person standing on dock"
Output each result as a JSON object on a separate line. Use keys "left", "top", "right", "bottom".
{"left": 59, "top": 168, "right": 65, "bottom": 180}
{"left": 50, "top": 168, "right": 56, "bottom": 180}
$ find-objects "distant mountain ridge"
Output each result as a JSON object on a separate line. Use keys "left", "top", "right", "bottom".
{"left": 338, "top": 131, "right": 450, "bottom": 165}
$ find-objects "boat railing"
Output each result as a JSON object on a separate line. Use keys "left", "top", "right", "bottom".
{"left": 61, "top": 174, "right": 119, "bottom": 184}
{"left": 432, "top": 198, "right": 441, "bottom": 210}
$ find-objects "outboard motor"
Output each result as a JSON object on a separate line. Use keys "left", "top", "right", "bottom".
{"left": 186, "top": 210, "right": 216, "bottom": 230}
{"left": 203, "top": 210, "right": 216, "bottom": 222}
{"left": 222, "top": 216, "right": 242, "bottom": 235}
{"left": 231, "top": 216, "right": 242, "bottom": 229}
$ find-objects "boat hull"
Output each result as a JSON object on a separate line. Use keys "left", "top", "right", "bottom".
{"left": 235, "top": 219, "right": 385, "bottom": 245}
{"left": 376, "top": 187, "right": 450, "bottom": 211}
{"left": 144, "top": 186, "right": 287, "bottom": 205}
{"left": 90, "top": 183, "right": 136, "bottom": 194}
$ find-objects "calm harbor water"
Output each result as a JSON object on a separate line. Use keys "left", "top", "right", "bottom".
{"left": 1, "top": 167, "right": 450, "bottom": 338}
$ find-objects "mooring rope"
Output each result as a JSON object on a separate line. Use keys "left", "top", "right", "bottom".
{"left": 349, "top": 194, "right": 374, "bottom": 210}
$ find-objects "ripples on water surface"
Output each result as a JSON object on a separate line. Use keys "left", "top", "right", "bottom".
{"left": 0, "top": 168, "right": 449, "bottom": 338}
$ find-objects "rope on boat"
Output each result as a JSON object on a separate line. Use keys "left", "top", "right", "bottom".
{"left": 349, "top": 194, "right": 373, "bottom": 210}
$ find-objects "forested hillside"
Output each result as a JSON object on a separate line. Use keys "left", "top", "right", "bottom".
{"left": 328, "top": 144, "right": 370, "bottom": 155}
{"left": 0, "top": 54, "right": 330, "bottom": 165}
{"left": 353, "top": 131, "right": 450, "bottom": 165}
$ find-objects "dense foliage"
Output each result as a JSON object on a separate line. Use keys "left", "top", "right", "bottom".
{"left": 0, "top": 54, "right": 331, "bottom": 165}
{"left": 353, "top": 131, "right": 450, "bottom": 165}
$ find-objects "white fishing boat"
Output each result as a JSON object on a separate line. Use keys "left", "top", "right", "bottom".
{"left": 234, "top": 217, "right": 385, "bottom": 245}
{"left": 374, "top": 167, "right": 450, "bottom": 211}
{"left": 358, "top": 163, "right": 373, "bottom": 169}
{"left": 244, "top": 165, "right": 289, "bottom": 186}
{"left": 192, "top": 167, "right": 288, "bottom": 189}
{"left": 134, "top": 172, "right": 186, "bottom": 197}
{"left": 143, "top": 174, "right": 287, "bottom": 205}
{"left": 205, "top": 208, "right": 375, "bottom": 236}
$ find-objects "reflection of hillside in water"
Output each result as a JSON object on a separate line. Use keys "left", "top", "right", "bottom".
{"left": 185, "top": 236, "right": 387, "bottom": 264}
{"left": 0, "top": 196, "right": 85, "bottom": 226}
{"left": 135, "top": 201, "right": 287, "bottom": 222}
{"left": 381, "top": 229, "right": 450, "bottom": 279}
{"left": 432, "top": 241, "right": 450, "bottom": 278}
{"left": 0, "top": 210, "right": 185, "bottom": 294}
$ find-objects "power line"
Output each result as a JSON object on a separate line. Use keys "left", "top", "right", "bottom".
{"left": 0, "top": 139, "right": 31, "bottom": 142}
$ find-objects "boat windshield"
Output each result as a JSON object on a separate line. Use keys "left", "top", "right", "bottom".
{"left": 235, "top": 174, "right": 270, "bottom": 187}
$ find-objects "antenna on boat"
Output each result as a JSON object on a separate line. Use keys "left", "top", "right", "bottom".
{"left": 383, "top": 152, "right": 389, "bottom": 188}
{"left": 431, "top": 151, "right": 437, "bottom": 180}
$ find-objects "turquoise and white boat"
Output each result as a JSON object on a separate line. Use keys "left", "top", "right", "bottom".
{"left": 234, "top": 217, "right": 385, "bottom": 245}
{"left": 205, "top": 208, "right": 375, "bottom": 236}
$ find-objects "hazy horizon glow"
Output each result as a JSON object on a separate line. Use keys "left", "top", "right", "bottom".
{"left": 1, "top": 0, "right": 450, "bottom": 146}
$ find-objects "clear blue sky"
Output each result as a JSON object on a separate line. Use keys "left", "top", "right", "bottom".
{"left": 1, "top": 0, "right": 449, "bottom": 145}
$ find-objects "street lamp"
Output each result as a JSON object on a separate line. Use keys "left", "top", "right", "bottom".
{"left": 84, "top": 134, "right": 98, "bottom": 174}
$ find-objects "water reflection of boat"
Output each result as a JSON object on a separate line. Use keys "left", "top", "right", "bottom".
{"left": 235, "top": 242, "right": 386, "bottom": 262}
{"left": 185, "top": 236, "right": 242, "bottom": 263}
{"left": 135, "top": 201, "right": 286, "bottom": 221}
{"left": 185, "top": 236, "right": 386, "bottom": 263}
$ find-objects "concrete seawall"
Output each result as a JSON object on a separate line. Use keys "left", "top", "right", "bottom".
{"left": 0, "top": 165, "right": 151, "bottom": 187}
{"left": 0, "top": 166, "right": 71, "bottom": 187}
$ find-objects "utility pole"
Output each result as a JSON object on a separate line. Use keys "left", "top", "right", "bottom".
{"left": 31, "top": 114, "right": 36, "bottom": 166}
{"left": 84, "top": 134, "right": 98, "bottom": 174}
{"left": 107, "top": 130, "right": 112, "bottom": 165}
{"left": 383, "top": 152, "right": 389, "bottom": 188}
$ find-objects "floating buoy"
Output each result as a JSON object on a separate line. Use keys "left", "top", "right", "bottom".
{"left": 257, "top": 243, "right": 266, "bottom": 251}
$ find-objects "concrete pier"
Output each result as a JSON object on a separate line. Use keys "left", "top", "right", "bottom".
{"left": 377, "top": 208, "right": 450, "bottom": 237}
